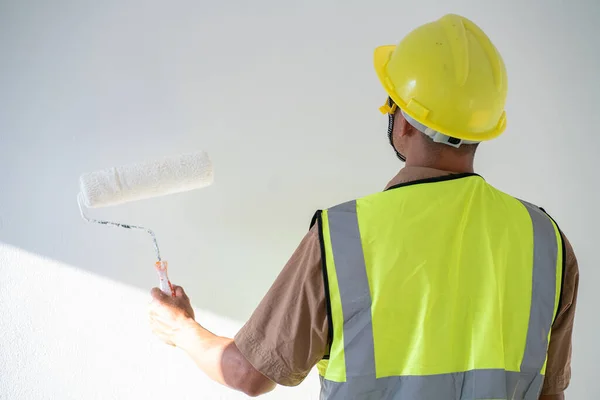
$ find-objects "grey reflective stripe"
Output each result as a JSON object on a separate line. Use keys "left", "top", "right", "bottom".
{"left": 327, "top": 201, "right": 376, "bottom": 387}
{"left": 518, "top": 200, "right": 559, "bottom": 374}
{"left": 322, "top": 199, "right": 559, "bottom": 400}
{"left": 321, "top": 369, "right": 544, "bottom": 400}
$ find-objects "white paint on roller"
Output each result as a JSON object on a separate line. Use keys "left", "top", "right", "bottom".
{"left": 79, "top": 151, "right": 214, "bottom": 208}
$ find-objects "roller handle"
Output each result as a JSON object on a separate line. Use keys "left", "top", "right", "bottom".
{"left": 155, "top": 261, "right": 175, "bottom": 297}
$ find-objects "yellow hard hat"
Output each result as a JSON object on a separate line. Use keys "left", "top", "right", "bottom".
{"left": 375, "top": 14, "right": 508, "bottom": 142}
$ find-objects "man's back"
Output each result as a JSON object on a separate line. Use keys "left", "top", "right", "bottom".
{"left": 316, "top": 172, "right": 561, "bottom": 398}
{"left": 234, "top": 167, "right": 578, "bottom": 400}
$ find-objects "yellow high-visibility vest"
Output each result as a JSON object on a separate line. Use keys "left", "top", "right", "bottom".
{"left": 315, "top": 174, "right": 563, "bottom": 400}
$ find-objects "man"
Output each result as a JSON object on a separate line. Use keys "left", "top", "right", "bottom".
{"left": 148, "top": 14, "right": 578, "bottom": 400}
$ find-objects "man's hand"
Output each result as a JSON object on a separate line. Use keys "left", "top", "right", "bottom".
{"left": 148, "top": 285, "right": 197, "bottom": 347}
{"left": 147, "top": 284, "right": 276, "bottom": 397}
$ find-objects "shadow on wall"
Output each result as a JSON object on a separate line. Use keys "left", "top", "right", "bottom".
{"left": 0, "top": 130, "right": 378, "bottom": 323}
{"left": 0, "top": 0, "right": 393, "bottom": 323}
{"left": 0, "top": 241, "right": 322, "bottom": 400}
{"left": 0, "top": 154, "right": 328, "bottom": 322}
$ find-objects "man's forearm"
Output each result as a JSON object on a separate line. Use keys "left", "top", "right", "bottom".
{"left": 175, "top": 320, "right": 276, "bottom": 397}
{"left": 540, "top": 393, "right": 565, "bottom": 400}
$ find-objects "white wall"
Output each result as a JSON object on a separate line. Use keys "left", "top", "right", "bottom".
{"left": 0, "top": 0, "right": 598, "bottom": 398}
{"left": 0, "top": 244, "right": 320, "bottom": 399}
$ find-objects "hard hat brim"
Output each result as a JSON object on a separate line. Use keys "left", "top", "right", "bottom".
{"left": 373, "top": 45, "right": 397, "bottom": 97}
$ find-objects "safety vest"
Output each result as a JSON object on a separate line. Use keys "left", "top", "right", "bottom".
{"left": 315, "top": 174, "right": 563, "bottom": 400}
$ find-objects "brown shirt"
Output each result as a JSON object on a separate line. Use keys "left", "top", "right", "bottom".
{"left": 234, "top": 167, "right": 579, "bottom": 396}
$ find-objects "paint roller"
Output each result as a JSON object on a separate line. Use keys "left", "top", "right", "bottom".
{"left": 77, "top": 151, "right": 214, "bottom": 296}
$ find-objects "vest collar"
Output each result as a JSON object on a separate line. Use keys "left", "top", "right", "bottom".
{"left": 384, "top": 167, "right": 462, "bottom": 190}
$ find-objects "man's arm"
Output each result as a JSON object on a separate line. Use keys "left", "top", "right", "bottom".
{"left": 180, "top": 329, "right": 276, "bottom": 397}
{"left": 148, "top": 225, "right": 328, "bottom": 395}
{"left": 233, "top": 225, "right": 329, "bottom": 386}
{"left": 539, "top": 233, "right": 580, "bottom": 399}
{"left": 540, "top": 394, "right": 564, "bottom": 400}
{"left": 148, "top": 287, "right": 276, "bottom": 397}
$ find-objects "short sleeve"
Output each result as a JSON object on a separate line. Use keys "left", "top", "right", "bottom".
{"left": 541, "top": 233, "right": 580, "bottom": 395}
{"left": 234, "top": 225, "right": 329, "bottom": 386}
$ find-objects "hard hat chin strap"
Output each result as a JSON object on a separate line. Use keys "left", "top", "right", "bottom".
{"left": 388, "top": 110, "right": 407, "bottom": 162}
{"left": 384, "top": 98, "right": 406, "bottom": 162}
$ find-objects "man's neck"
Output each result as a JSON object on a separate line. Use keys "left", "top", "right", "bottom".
{"left": 385, "top": 165, "right": 458, "bottom": 190}
{"left": 404, "top": 154, "right": 475, "bottom": 174}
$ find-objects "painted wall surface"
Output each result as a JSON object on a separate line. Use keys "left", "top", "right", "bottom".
{"left": 1, "top": 0, "right": 598, "bottom": 398}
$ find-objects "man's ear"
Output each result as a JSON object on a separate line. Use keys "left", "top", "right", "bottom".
{"left": 395, "top": 111, "right": 416, "bottom": 138}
